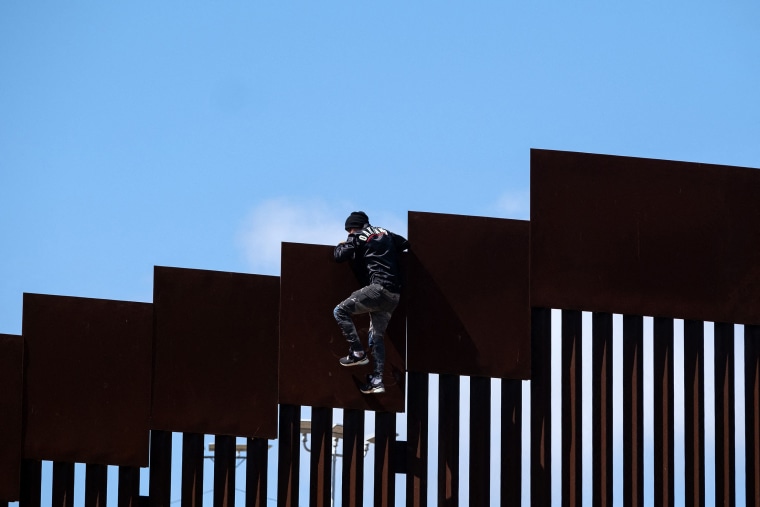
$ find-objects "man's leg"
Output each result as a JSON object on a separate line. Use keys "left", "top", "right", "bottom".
{"left": 367, "top": 310, "right": 392, "bottom": 381}
{"left": 366, "top": 288, "right": 400, "bottom": 386}
{"left": 334, "top": 290, "right": 365, "bottom": 357}
{"left": 334, "top": 284, "right": 386, "bottom": 365}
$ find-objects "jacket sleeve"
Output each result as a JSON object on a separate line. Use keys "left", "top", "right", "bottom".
{"left": 390, "top": 232, "right": 410, "bottom": 253}
{"left": 334, "top": 235, "right": 357, "bottom": 262}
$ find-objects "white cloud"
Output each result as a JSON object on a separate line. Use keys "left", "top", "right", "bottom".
{"left": 237, "top": 198, "right": 344, "bottom": 275}
{"left": 236, "top": 199, "right": 408, "bottom": 275}
{"left": 495, "top": 190, "right": 530, "bottom": 220}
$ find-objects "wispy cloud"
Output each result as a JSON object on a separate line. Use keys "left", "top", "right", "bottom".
{"left": 236, "top": 199, "right": 408, "bottom": 275}
{"left": 237, "top": 198, "right": 344, "bottom": 275}
{"left": 494, "top": 190, "right": 530, "bottom": 220}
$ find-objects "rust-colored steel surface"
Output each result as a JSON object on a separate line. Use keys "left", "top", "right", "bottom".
{"left": 148, "top": 430, "right": 172, "bottom": 507}
{"left": 0, "top": 334, "right": 22, "bottom": 502}
{"left": 653, "top": 318, "right": 674, "bottom": 507}
{"left": 531, "top": 149, "right": 760, "bottom": 325}
{"left": 622, "top": 316, "right": 644, "bottom": 507}
{"left": 530, "top": 308, "right": 551, "bottom": 507}
{"left": 151, "top": 266, "right": 279, "bottom": 438}
{"left": 561, "top": 310, "right": 582, "bottom": 507}
{"left": 592, "top": 313, "right": 613, "bottom": 507}
{"left": 308, "top": 408, "right": 332, "bottom": 507}
{"left": 341, "top": 410, "right": 366, "bottom": 507}
{"left": 469, "top": 376, "right": 491, "bottom": 506}
{"left": 277, "top": 405, "right": 301, "bottom": 507}
{"left": 279, "top": 242, "right": 406, "bottom": 412}
{"left": 52, "top": 462, "right": 74, "bottom": 507}
{"left": 20, "top": 460, "right": 41, "bottom": 507}
{"left": 84, "top": 465, "right": 107, "bottom": 507}
{"left": 683, "top": 320, "right": 705, "bottom": 507}
{"left": 714, "top": 323, "right": 736, "bottom": 506}
{"left": 374, "top": 412, "right": 397, "bottom": 507}
{"left": 117, "top": 467, "right": 140, "bottom": 507}
{"left": 246, "top": 438, "right": 270, "bottom": 507}
{"left": 22, "top": 294, "right": 153, "bottom": 467}
{"left": 213, "top": 435, "right": 236, "bottom": 507}
{"left": 746, "top": 325, "right": 760, "bottom": 506}
{"left": 407, "top": 212, "right": 530, "bottom": 379}
{"left": 181, "top": 433, "right": 204, "bottom": 507}
{"left": 501, "top": 379, "right": 522, "bottom": 507}
{"left": 406, "top": 372, "right": 428, "bottom": 507}
{"left": 437, "top": 374, "right": 459, "bottom": 506}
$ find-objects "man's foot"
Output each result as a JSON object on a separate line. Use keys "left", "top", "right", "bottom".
{"left": 360, "top": 375, "right": 385, "bottom": 394}
{"left": 339, "top": 352, "right": 368, "bottom": 367}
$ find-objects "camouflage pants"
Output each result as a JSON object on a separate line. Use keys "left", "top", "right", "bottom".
{"left": 333, "top": 283, "right": 400, "bottom": 379}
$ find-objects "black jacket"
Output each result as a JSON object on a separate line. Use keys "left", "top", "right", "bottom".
{"left": 334, "top": 225, "right": 409, "bottom": 292}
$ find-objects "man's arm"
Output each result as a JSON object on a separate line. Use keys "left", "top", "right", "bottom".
{"left": 334, "top": 235, "right": 357, "bottom": 262}
{"left": 390, "top": 232, "right": 410, "bottom": 252}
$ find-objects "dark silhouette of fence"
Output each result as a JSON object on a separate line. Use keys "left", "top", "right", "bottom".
{"left": 2, "top": 149, "right": 759, "bottom": 506}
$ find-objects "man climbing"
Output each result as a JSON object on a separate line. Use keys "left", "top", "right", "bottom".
{"left": 333, "top": 211, "right": 409, "bottom": 394}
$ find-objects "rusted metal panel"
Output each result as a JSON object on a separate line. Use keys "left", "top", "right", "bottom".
{"left": 469, "top": 376, "right": 490, "bottom": 506}
{"left": 117, "top": 467, "right": 141, "bottom": 507}
{"left": 279, "top": 243, "right": 406, "bottom": 412}
{"left": 213, "top": 435, "right": 236, "bottom": 507}
{"left": 622, "top": 316, "right": 644, "bottom": 507}
{"left": 181, "top": 433, "right": 204, "bottom": 507}
{"left": 246, "top": 438, "right": 270, "bottom": 507}
{"left": 84, "top": 465, "right": 108, "bottom": 507}
{"left": 530, "top": 308, "right": 551, "bottom": 507}
{"left": 374, "top": 412, "right": 397, "bottom": 507}
{"left": 592, "top": 313, "right": 613, "bottom": 507}
{"left": 22, "top": 294, "right": 152, "bottom": 467}
{"left": 0, "top": 334, "right": 22, "bottom": 502}
{"left": 714, "top": 323, "right": 736, "bottom": 506}
{"left": 277, "top": 405, "right": 301, "bottom": 507}
{"left": 407, "top": 212, "right": 530, "bottom": 379}
{"left": 52, "top": 463, "right": 74, "bottom": 507}
{"left": 501, "top": 379, "right": 522, "bottom": 507}
{"left": 406, "top": 372, "right": 428, "bottom": 507}
{"left": 531, "top": 149, "right": 760, "bottom": 326}
{"left": 341, "top": 410, "right": 365, "bottom": 507}
{"left": 653, "top": 318, "right": 674, "bottom": 507}
{"left": 746, "top": 325, "right": 760, "bottom": 506}
{"left": 683, "top": 320, "right": 705, "bottom": 507}
{"left": 151, "top": 266, "right": 279, "bottom": 438}
{"left": 148, "top": 430, "right": 172, "bottom": 507}
{"left": 437, "top": 374, "right": 459, "bottom": 506}
{"left": 308, "top": 408, "right": 333, "bottom": 507}
{"left": 561, "top": 310, "right": 582, "bottom": 507}
{"left": 19, "top": 460, "right": 41, "bottom": 507}
{"left": 52, "top": 462, "right": 74, "bottom": 507}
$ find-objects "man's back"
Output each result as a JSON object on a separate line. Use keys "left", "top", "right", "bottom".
{"left": 334, "top": 225, "right": 409, "bottom": 292}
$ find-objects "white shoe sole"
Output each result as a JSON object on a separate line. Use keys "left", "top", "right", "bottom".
{"left": 360, "top": 385, "right": 385, "bottom": 394}
{"left": 340, "top": 356, "right": 369, "bottom": 367}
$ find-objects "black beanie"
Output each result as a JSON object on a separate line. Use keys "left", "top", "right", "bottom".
{"left": 345, "top": 211, "right": 369, "bottom": 231}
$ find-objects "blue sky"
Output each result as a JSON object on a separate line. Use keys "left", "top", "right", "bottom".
{"left": 3, "top": 2, "right": 759, "bottom": 331}
{"left": 2, "top": 2, "right": 759, "bottom": 505}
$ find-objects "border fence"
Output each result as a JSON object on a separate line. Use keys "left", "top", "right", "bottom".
{"left": 2, "top": 149, "right": 759, "bottom": 506}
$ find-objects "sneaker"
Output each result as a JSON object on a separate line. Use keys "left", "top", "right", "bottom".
{"left": 360, "top": 377, "right": 385, "bottom": 394}
{"left": 339, "top": 353, "right": 368, "bottom": 367}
